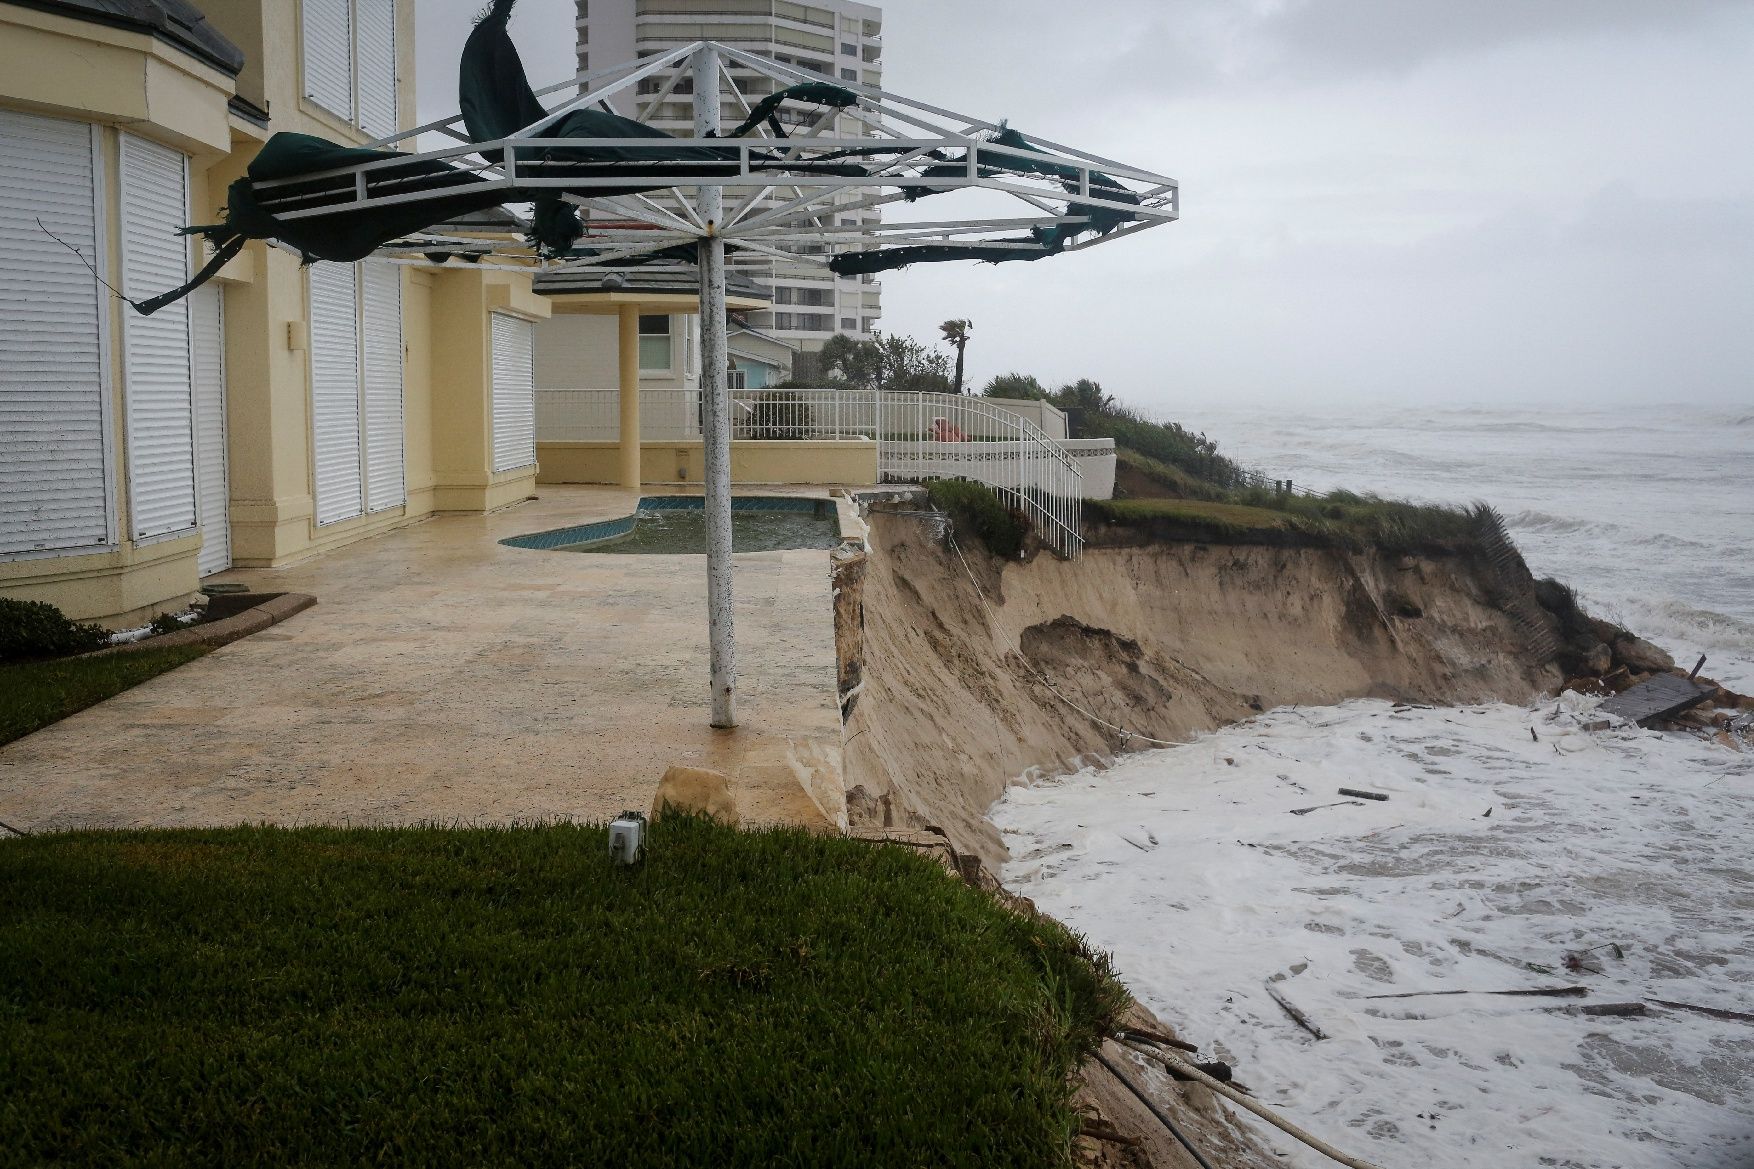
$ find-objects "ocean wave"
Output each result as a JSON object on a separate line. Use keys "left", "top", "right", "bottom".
{"left": 1600, "top": 597, "right": 1754, "bottom": 651}
{"left": 1506, "top": 509, "right": 1726, "bottom": 557}
{"left": 1505, "top": 508, "right": 1599, "bottom": 535}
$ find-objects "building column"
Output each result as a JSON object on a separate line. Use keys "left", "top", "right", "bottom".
{"left": 617, "top": 304, "right": 641, "bottom": 490}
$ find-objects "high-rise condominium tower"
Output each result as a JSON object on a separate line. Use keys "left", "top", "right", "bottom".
{"left": 575, "top": 0, "right": 884, "bottom": 354}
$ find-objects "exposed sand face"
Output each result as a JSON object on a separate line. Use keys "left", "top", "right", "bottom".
{"left": 841, "top": 510, "right": 1560, "bottom": 870}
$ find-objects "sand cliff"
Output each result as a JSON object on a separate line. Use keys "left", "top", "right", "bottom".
{"left": 837, "top": 506, "right": 1561, "bottom": 871}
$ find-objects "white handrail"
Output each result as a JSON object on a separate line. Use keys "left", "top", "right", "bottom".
{"left": 534, "top": 386, "right": 1084, "bottom": 556}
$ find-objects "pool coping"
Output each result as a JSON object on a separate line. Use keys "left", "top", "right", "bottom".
{"left": 500, "top": 493, "right": 864, "bottom": 553}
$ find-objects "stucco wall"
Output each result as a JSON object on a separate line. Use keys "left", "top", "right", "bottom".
{"left": 533, "top": 311, "right": 695, "bottom": 390}
{"left": 0, "top": 4, "right": 545, "bottom": 620}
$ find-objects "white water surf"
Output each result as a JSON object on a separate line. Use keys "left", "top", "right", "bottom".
{"left": 995, "top": 697, "right": 1752, "bottom": 1168}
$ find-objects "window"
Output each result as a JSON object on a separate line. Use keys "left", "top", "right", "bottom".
{"left": 727, "top": 367, "right": 747, "bottom": 390}
{"left": 638, "top": 314, "right": 673, "bottom": 371}
{"left": 302, "top": 0, "right": 398, "bottom": 139}
{"left": 841, "top": 42, "right": 856, "bottom": 55}
{"left": 0, "top": 110, "right": 113, "bottom": 556}
{"left": 841, "top": 318, "right": 857, "bottom": 332}
{"left": 862, "top": 316, "right": 879, "bottom": 333}
{"left": 308, "top": 261, "right": 404, "bottom": 524}
{"left": 840, "top": 67, "right": 858, "bottom": 82}
{"left": 119, "top": 133, "right": 198, "bottom": 543}
{"left": 491, "top": 314, "right": 535, "bottom": 473}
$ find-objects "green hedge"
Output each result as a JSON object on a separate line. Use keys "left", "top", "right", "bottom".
{"left": 0, "top": 598, "right": 109, "bottom": 662}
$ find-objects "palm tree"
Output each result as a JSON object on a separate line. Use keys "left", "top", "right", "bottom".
{"left": 938, "top": 319, "right": 972, "bottom": 394}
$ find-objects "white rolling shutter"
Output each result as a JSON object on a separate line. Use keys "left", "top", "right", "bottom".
{"left": 491, "top": 313, "right": 535, "bottom": 473}
{"left": 190, "top": 285, "right": 230, "bottom": 575}
{"left": 356, "top": 0, "right": 398, "bottom": 140}
{"left": 360, "top": 262, "right": 404, "bottom": 511}
{"left": 302, "top": 0, "right": 354, "bottom": 121}
{"left": 309, "top": 262, "right": 363, "bottom": 524}
{"left": 0, "top": 111, "right": 111, "bottom": 556}
{"left": 119, "top": 132, "right": 197, "bottom": 543}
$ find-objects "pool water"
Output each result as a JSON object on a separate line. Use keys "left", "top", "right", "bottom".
{"left": 501, "top": 497, "right": 841, "bottom": 555}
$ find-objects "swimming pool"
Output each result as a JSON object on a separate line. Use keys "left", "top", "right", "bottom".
{"left": 500, "top": 496, "right": 841, "bottom": 555}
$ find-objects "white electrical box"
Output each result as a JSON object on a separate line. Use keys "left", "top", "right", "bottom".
{"left": 608, "top": 817, "right": 643, "bottom": 865}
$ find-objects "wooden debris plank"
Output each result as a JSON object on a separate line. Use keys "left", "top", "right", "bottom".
{"left": 1598, "top": 673, "right": 1714, "bottom": 728}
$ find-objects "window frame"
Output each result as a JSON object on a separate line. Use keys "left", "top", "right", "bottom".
{"left": 637, "top": 313, "right": 674, "bottom": 373}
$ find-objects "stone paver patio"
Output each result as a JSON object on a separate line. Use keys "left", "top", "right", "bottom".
{"left": 0, "top": 486, "right": 847, "bottom": 833}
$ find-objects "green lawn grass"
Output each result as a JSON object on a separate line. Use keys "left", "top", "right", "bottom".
{"left": 0, "top": 819, "right": 1125, "bottom": 1168}
{"left": 1089, "top": 496, "right": 1298, "bottom": 536}
{"left": 1096, "top": 468, "right": 1498, "bottom": 555}
{"left": 0, "top": 644, "right": 208, "bottom": 746}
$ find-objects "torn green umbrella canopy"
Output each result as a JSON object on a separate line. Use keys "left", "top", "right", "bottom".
{"left": 131, "top": 0, "right": 1139, "bottom": 314}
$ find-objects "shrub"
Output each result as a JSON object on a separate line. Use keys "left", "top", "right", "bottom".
{"left": 0, "top": 598, "right": 109, "bottom": 662}
{"left": 925, "top": 478, "right": 1031, "bottom": 559}
{"left": 742, "top": 392, "right": 814, "bottom": 440}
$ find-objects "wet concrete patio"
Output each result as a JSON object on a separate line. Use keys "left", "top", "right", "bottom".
{"left": 0, "top": 487, "right": 848, "bottom": 833}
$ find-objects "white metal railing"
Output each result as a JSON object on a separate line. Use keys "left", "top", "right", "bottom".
{"left": 535, "top": 387, "right": 1084, "bottom": 556}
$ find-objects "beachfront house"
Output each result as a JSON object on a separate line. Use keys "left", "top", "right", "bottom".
{"left": 0, "top": 0, "right": 553, "bottom": 626}
{"left": 0, "top": 0, "right": 1114, "bottom": 630}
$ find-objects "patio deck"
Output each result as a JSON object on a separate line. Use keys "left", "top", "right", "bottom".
{"left": 0, "top": 487, "right": 848, "bottom": 834}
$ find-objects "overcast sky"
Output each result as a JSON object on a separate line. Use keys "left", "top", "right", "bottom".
{"left": 418, "top": 1, "right": 1754, "bottom": 410}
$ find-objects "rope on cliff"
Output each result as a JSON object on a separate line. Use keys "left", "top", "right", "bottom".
{"left": 1119, "top": 1038, "right": 1388, "bottom": 1169}
{"left": 944, "top": 530, "right": 1182, "bottom": 747}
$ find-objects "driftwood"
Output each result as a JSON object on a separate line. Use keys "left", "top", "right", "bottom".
{"left": 1117, "top": 1024, "right": 1200, "bottom": 1054}
{"left": 1651, "top": 998, "right": 1754, "bottom": 1025}
{"left": 1290, "top": 800, "right": 1363, "bottom": 816}
{"left": 1567, "top": 1002, "right": 1649, "bottom": 1018}
{"left": 1121, "top": 1041, "right": 1388, "bottom": 1169}
{"left": 1265, "top": 980, "right": 1328, "bottom": 1040}
{"left": 1078, "top": 1119, "right": 1141, "bottom": 1148}
{"left": 1362, "top": 985, "right": 1588, "bottom": 1001}
{"left": 1337, "top": 787, "right": 1389, "bottom": 801}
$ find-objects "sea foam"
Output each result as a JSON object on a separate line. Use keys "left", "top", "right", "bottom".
{"left": 995, "top": 697, "right": 1754, "bottom": 1169}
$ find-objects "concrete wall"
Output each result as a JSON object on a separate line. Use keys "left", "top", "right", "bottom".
{"left": 982, "top": 396, "right": 1069, "bottom": 440}
{"left": 536, "top": 440, "right": 878, "bottom": 487}
{"left": 1061, "top": 438, "right": 1118, "bottom": 500}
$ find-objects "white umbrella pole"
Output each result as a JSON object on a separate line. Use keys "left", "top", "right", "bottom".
{"left": 694, "top": 43, "right": 736, "bottom": 728}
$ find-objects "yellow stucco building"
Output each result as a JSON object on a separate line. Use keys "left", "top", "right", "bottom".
{"left": 0, "top": 0, "right": 549, "bottom": 625}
